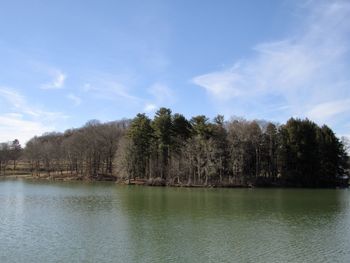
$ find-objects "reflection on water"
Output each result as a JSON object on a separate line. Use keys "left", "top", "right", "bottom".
{"left": 0, "top": 179, "right": 349, "bottom": 262}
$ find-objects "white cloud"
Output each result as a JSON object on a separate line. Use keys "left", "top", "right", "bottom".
{"left": 0, "top": 86, "right": 68, "bottom": 143}
{"left": 0, "top": 114, "right": 51, "bottom": 143}
{"left": 192, "top": 66, "right": 243, "bottom": 100}
{"left": 192, "top": 1, "right": 350, "bottom": 126}
{"left": 142, "top": 82, "right": 175, "bottom": 114}
{"left": 41, "top": 70, "right": 66, "bottom": 89}
{"left": 67, "top": 93, "right": 82, "bottom": 106}
{"left": 307, "top": 99, "right": 350, "bottom": 123}
{"left": 0, "top": 86, "right": 68, "bottom": 120}
{"left": 0, "top": 86, "right": 26, "bottom": 109}
{"left": 83, "top": 77, "right": 141, "bottom": 103}
{"left": 145, "top": 82, "right": 175, "bottom": 109}
{"left": 143, "top": 103, "right": 157, "bottom": 113}
{"left": 83, "top": 75, "right": 175, "bottom": 117}
{"left": 83, "top": 74, "right": 176, "bottom": 115}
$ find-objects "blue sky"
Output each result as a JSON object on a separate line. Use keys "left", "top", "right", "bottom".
{"left": 0, "top": 0, "right": 349, "bottom": 143}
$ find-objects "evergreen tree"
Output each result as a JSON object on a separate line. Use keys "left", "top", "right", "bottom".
{"left": 127, "top": 114, "right": 154, "bottom": 180}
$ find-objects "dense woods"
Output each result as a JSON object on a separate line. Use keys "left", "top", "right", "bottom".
{"left": 0, "top": 139, "right": 22, "bottom": 175}
{"left": 1, "top": 108, "right": 349, "bottom": 187}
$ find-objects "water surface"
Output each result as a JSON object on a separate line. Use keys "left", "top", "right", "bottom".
{"left": 0, "top": 179, "right": 349, "bottom": 262}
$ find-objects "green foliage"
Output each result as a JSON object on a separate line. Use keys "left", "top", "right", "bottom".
{"left": 172, "top": 113, "right": 191, "bottom": 141}
{"left": 4, "top": 108, "right": 348, "bottom": 188}
{"left": 190, "top": 115, "right": 212, "bottom": 138}
{"left": 127, "top": 114, "right": 154, "bottom": 179}
{"left": 277, "top": 119, "right": 348, "bottom": 187}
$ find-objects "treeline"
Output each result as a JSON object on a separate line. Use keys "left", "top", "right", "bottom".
{"left": 24, "top": 120, "right": 129, "bottom": 179}
{"left": 0, "top": 139, "right": 22, "bottom": 175}
{"left": 123, "top": 108, "right": 349, "bottom": 187}
{"left": 1, "top": 107, "right": 349, "bottom": 187}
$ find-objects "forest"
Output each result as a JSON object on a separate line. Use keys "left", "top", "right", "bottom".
{"left": 0, "top": 108, "right": 349, "bottom": 187}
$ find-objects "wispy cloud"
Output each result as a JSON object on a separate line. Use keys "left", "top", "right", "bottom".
{"left": 0, "top": 114, "right": 51, "bottom": 143}
{"left": 148, "top": 82, "right": 174, "bottom": 104}
{"left": 192, "top": 1, "right": 350, "bottom": 128}
{"left": 307, "top": 99, "right": 350, "bottom": 123}
{"left": 40, "top": 69, "right": 66, "bottom": 90}
{"left": 143, "top": 82, "right": 175, "bottom": 112}
{"left": 192, "top": 67, "right": 243, "bottom": 101}
{"left": 143, "top": 103, "right": 157, "bottom": 113}
{"left": 0, "top": 86, "right": 68, "bottom": 120}
{"left": 0, "top": 86, "right": 68, "bottom": 143}
{"left": 0, "top": 86, "right": 26, "bottom": 109}
{"left": 83, "top": 76, "right": 142, "bottom": 103}
{"left": 67, "top": 93, "right": 82, "bottom": 106}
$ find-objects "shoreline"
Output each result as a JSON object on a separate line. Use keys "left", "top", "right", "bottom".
{"left": 1, "top": 174, "right": 348, "bottom": 189}
{"left": 0, "top": 174, "right": 252, "bottom": 188}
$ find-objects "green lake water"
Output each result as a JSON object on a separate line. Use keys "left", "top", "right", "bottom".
{"left": 0, "top": 179, "right": 349, "bottom": 262}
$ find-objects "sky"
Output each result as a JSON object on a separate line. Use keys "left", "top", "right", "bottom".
{"left": 0, "top": 0, "right": 350, "bottom": 144}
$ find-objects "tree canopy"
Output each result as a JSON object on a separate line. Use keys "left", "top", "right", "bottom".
{"left": 1, "top": 109, "right": 349, "bottom": 187}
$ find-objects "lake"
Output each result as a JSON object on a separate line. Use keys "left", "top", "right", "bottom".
{"left": 0, "top": 179, "right": 349, "bottom": 262}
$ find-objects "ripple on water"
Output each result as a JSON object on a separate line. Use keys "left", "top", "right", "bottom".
{"left": 0, "top": 181, "right": 350, "bottom": 263}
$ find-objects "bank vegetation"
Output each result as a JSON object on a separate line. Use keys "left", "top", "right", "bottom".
{"left": 1, "top": 108, "right": 349, "bottom": 187}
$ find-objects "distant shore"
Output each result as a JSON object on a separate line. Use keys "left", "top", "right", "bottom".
{"left": 0, "top": 174, "right": 33, "bottom": 179}
{"left": 1, "top": 173, "right": 348, "bottom": 188}
{"left": 0, "top": 173, "right": 256, "bottom": 188}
